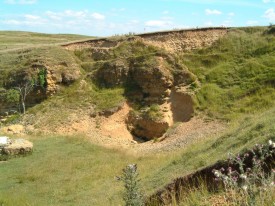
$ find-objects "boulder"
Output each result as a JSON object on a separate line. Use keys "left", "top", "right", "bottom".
{"left": 0, "top": 136, "right": 11, "bottom": 147}
{"left": 98, "top": 102, "right": 124, "bottom": 117}
{"left": 2, "top": 138, "right": 33, "bottom": 155}
{"left": 127, "top": 110, "right": 169, "bottom": 140}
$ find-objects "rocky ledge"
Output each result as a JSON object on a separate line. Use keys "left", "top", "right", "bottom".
{"left": 0, "top": 136, "right": 33, "bottom": 156}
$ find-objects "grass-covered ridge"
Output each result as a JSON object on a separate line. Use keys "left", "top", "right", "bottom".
{"left": 0, "top": 31, "right": 91, "bottom": 51}
{"left": 182, "top": 27, "right": 275, "bottom": 120}
{"left": 0, "top": 30, "right": 92, "bottom": 88}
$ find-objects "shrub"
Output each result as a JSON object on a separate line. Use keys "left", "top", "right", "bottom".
{"left": 5, "top": 89, "right": 20, "bottom": 104}
{"left": 37, "top": 68, "right": 47, "bottom": 88}
{"left": 144, "top": 104, "right": 164, "bottom": 121}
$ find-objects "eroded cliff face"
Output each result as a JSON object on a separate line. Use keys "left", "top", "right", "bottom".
{"left": 141, "top": 28, "right": 227, "bottom": 52}
{"left": 94, "top": 49, "right": 197, "bottom": 140}
{"left": 45, "top": 64, "right": 81, "bottom": 96}
{"left": 63, "top": 27, "right": 227, "bottom": 53}
{"left": 61, "top": 28, "right": 226, "bottom": 140}
{"left": 2, "top": 28, "right": 226, "bottom": 140}
{"left": 0, "top": 57, "right": 81, "bottom": 116}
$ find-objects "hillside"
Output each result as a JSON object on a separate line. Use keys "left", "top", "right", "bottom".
{"left": 0, "top": 27, "right": 274, "bottom": 205}
{"left": 0, "top": 31, "right": 92, "bottom": 52}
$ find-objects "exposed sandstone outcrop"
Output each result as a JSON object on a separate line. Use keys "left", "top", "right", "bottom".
{"left": 45, "top": 65, "right": 80, "bottom": 96}
{"left": 60, "top": 29, "right": 212, "bottom": 140}
{"left": 170, "top": 88, "right": 194, "bottom": 122}
{"left": 0, "top": 44, "right": 82, "bottom": 115}
{"left": 126, "top": 88, "right": 195, "bottom": 140}
{"left": 127, "top": 110, "right": 169, "bottom": 140}
{"left": 93, "top": 55, "right": 175, "bottom": 140}
{"left": 96, "top": 56, "right": 185, "bottom": 103}
{"left": 64, "top": 39, "right": 121, "bottom": 51}
{"left": 0, "top": 62, "right": 81, "bottom": 114}
{"left": 63, "top": 27, "right": 227, "bottom": 53}
{"left": 93, "top": 44, "right": 197, "bottom": 140}
{"left": 141, "top": 28, "right": 227, "bottom": 52}
{"left": 129, "top": 58, "right": 173, "bottom": 104}
{"left": 1, "top": 138, "right": 33, "bottom": 156}
{"left": 96, "top": 60, "right": 129, "bottom": 87}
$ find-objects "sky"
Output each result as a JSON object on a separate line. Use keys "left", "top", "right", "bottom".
{"left": 0, "top": 0, "right": 275, "bottom": 36}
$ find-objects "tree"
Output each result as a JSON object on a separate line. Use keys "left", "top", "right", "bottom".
{"left": 14, "top": 68, "right": 46, "bottom": 114}
{"left": 15, "top": 81, "right": 34, "bottom": 114}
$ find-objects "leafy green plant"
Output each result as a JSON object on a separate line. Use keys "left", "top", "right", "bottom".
{"left": 37, "top": 68, "right": 47, "bottom": 88}
{"left": 3, "top": 68, "right": 47, "bottom": 115}
{"left": 144, "top": 104, "right": 164, "bottom": 121}
{"left": 4, "top": 114, "right": 21, "bottom": 124}
{"left": 5, "top": 89, "right": 20, "bottom": 104}
{"left": 117, "top": 164, "right": 144, "bottom": 206}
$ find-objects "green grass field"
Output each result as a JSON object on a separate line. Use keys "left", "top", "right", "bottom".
{"left": 0, "top": 31, "right": 92, "bottom": 51}
{"left": 0, "top": 108, "right": 274, "bottom": 205}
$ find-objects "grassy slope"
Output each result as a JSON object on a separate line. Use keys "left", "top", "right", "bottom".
{"left": 25, "top": 80, "right": 125, "bottom": 130}
{"left": 0, "top": 31, "right": 125, "bottom": 119}
{"left": 182, "top": 27, "right": 275, "bottom": 120}
{"left": 0, "top": 136, "right": 174, "bottom": 206}
{"left": 0, "top": 108, "right": 274, "bottom": 206}
{"left": 0, "top": 27, "right": 274, "bottom": 205}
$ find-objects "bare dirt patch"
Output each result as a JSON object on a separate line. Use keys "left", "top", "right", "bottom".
{"left": 131, "top": 117, "right": 224, "bottom": 154}
{"left": 97, "top": 102, "right": 134, "bottom": 141}
{"left": 23, "top": 103, "right": 224, "bottom": 154}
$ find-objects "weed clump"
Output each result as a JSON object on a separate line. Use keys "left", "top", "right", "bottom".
{"left": 213, "top": 140, "right": 275, "bottom": 206}
{"left": 143, "top": 104, "right": 164, "bottom": 121}
{"left": 117, "top": 164, "right": 144, "bottom": 206}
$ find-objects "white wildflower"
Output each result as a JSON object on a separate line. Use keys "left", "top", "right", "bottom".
{"left": 214, "top": 171, "right": 220, "bottom": 177}
{"left": 240, "top": 174, "right": 247, "bottom": 179}
{"left": 242, "top": 185, "right": 248, "bottom": 191}
{"left": 268, "top": 140, "right": 273, "bottom": 146}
